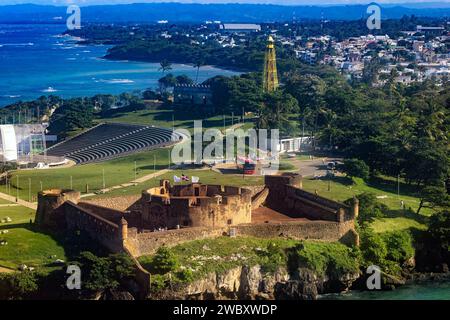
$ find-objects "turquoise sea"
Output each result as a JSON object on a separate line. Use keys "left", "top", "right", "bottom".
{"left": 0, "top": 24, "right": 238, "bottom": 107}
{"left": 320, "top": 281, "right": 450, "bottom": 300}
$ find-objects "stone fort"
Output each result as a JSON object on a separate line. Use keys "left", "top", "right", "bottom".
{"left": 35, "top": 173, "right": 359, "bottom": 258}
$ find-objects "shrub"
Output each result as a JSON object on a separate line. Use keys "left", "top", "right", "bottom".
{"left": 260, "top": 242, "right": 287, "bottom": 273}
{"left": 291, "top": 242, "right": 360, "bottom": 278}
{"left": 151, "top": 247, "right": 179, "bottom": 274}
{"left": 360, "top": 229, "right": 388, "bottom": 266}
{"left": 150, "top": 274, "right": 167, "bottom": 293}
{"left": 0, "top": 271, "right": 39, "bottom": 300}
{"left": 345, "top": 192, "right": 388, "bottom": 226}
{"left": 382, "top": 230, "right": 415, "bottom": 263}
{"left": 428, "top": 210, "right": 450, "bottom": 252}
{"left": 176, "top": 269, "right": 194, "bottom": 283}
{"left": 77, "top": 251, "right": 135, "bottom": 292}
{"left": 339, "top": 158, "right": 370, "bottom": 181}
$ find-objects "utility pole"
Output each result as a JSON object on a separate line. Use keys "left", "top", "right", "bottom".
{"left": 172, "top": 113, "right": 175, "bottom": 132}
{"left": 168, "top": 149, "right": 171, "bottom": 169}
{"left": 28, "top": 178, "right": 31, "bottom": 202}
{"left": 16, "top": 175, "right": 19, "bottom": 202}
{"left": 102, "top": 169, "right": 105, "bottom": 189}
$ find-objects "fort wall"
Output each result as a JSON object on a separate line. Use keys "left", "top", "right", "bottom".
{"left": 81, "top": 195, "right": 142, "bottom": 212}
{"left": 63, "top": 201, "right": 124, "bottom": 253}
{"left": 141, "top": 181, "right": 253, "bottom": 229}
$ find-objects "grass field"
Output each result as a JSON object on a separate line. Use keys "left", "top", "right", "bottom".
{"left": 97, "top": 104, "right": 250, "bottom": 133}
{"left": 301, "top": 176, "right": 428, "bottom": 233}
{"left": 86, "top": 168, "right": 264, "bottom": 199}
{"left": 0, "top": 147, "right": 174, "bottom": 201}
{"left": 0, "top": 203, "right": 66, "bottom": 271}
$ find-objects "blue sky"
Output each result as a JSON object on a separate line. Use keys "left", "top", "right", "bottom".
{"left": 1, "top": 0, "right": 445, "bottom": 6}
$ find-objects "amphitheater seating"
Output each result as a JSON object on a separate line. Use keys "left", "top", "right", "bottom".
{"left": 46, "top": 123, "right": 180, "bottom": 164}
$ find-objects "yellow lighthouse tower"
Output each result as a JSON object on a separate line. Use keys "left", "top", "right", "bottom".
{"left": 262, "top": 35, "right": 279, "bottom": 92}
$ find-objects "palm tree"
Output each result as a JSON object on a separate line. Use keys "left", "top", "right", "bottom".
{"left": 194, "top": 60, "right": 205, "bottom": 83}
{"left": 159, "top": 59, "right": 172, "bottom": 75}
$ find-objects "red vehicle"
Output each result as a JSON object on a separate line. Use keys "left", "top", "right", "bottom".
{"left": 243, "top": 159, "right": 256, "bottom": 175}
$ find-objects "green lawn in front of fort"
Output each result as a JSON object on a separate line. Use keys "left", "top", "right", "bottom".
{"left": 0, "top": 147, "right": 173, "bottom": 201}
{"left": 0, "top": 203, "right": 66, "bottom": 271}
{"left": 96, "top": 104, "right": 248, "bottom": 133}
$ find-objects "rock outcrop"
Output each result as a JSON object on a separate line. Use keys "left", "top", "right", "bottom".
{"left": 151, "top": 265, "right": 360, "bottom": 300}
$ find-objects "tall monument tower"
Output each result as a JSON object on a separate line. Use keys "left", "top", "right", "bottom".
{"left": 263, "top": 35, "right": 279, "bottom": 92}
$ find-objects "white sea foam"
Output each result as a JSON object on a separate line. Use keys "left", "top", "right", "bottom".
{"left": 97, "top": 79, "right": 135, "bottom": 84}
{"left": 41, "top": 87, "right": 58, "bottom": 93}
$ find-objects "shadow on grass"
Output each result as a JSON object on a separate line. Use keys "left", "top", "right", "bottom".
{"left": 316, "top": 175, "right": 354, "bottom": 187}
{"left": 367, "top": 176, "right": 420, "bottom": 198}
{"left": 382, "top": 209, "right": 428, "bottom": 225}
{"left": 0, "top": 222, "right": 110, "bottom": 261}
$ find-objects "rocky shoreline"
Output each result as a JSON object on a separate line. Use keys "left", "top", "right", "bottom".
{"left": 146, "top": 263, "right": 450, "bottom": 300}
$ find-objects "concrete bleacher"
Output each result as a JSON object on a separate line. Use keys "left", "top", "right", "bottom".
{"left": 46, "top": 123, "right": 180, "bottom": 164}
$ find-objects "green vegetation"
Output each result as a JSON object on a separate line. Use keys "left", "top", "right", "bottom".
{"left": 289, "top": 241, "right": 360, "bottom": 278}
{"left": 0, "top": 204, "right": 66, "bottom": 270}
{"left": 138, "top": 236, "right": 361, "bottom": 290}
{"left": 76, "top": 251, "right": 135, "bottom": 293}
{"left": 0, "top": 271, "right": 39, "bottom": 300}
{"left": 0, "top": 147, "right": 173, "bottom": 200}
{"left": 339, "top": 158, "right": 370, "bottom": 181}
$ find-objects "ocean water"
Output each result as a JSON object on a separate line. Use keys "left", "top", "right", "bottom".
{"left": 320, "top": 281, "right": 450, "bottom": 300}
{"left": 0, "top": 24, "right": 238, "bottom": 107}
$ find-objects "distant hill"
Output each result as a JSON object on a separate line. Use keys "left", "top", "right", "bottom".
{"left": 0, "top": 3, "right": 449, "bottom": 24}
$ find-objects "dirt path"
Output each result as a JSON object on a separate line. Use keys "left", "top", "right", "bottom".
{"left": 0, "top": 192, "right": 37, "bottom": 210}
{"left": 0, "top": 266, "right": 15, "bottom": 273}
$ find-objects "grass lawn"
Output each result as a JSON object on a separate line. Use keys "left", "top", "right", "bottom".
{"left": 97, "top": 104, "right": 248, "bottom": 133}
{"left": 0, "top": 204, "right": 66, "bottom": 271}
{"left": 0, "top": 147, "right": 174, "bottom": 201}
{"left": 87, "top": 168, "right": 264, "bottom": 199}
{"left": 302, "top": 176, "right": 428, "bottom": 233}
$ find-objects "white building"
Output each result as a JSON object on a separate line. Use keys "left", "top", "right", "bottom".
{"left": 0, "top": 124, "right": 47, "bottom": 162}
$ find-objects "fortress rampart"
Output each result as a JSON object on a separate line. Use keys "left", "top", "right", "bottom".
{"left": 34, "top": 173, "right": 359, "bottom": 259}
{"left": 141, "top": 180, "right": 253, "bottom": 229}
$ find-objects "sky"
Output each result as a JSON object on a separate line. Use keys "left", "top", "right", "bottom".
{"left": 0, "top": 0, "right": 447, "bottom": 6}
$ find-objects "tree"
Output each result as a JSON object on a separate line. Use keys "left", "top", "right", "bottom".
{"left": 428, "top": 210, "right": 450, "bottom": 254}
{"left": 194, "top": 59, "right": 205, "bottom": 83}
{"left": 417, "top": 185, "right": 450, "bottom": 215}
{"left": 176, "top": 74, "right": 194, "bottom": 85}
{"left": 78, "top": 252, "right": 134, "bottom": 294}
{"left": 151, "top": 247, "right": 179, "bottom": 274}
{"left": 159, "top": 59, "right": 172, "bottom": 75}
{"left": 158, "top": 73, "right": 177, "bottom": 94}
{"left": 339, "top": 158, "right": 370, "bottom": 181}
{"left": 0, "top": 271, "right": 38, "bottom": 300}
{"left": 258, "top": 90, "right": 299, "bottom": 136}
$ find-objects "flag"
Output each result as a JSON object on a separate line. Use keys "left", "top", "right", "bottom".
{"left": 173, "top": 175, "right": 181, "bottom": 183}
{"left": 192, "top": 176, "right": 200, "bottom": 183}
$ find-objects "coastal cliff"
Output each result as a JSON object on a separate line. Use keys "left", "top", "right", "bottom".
{"left": 150, "top": 265, "right": 361, "bottom": 300}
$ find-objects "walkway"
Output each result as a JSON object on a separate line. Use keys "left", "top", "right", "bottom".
{"left": 0, "top": 192, "right": 37, "bottom": 210}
